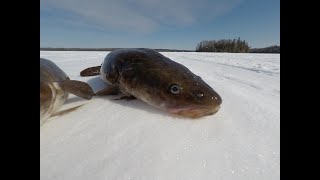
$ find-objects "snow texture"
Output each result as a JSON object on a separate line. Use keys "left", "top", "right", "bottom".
{"left": 40, "top": 51, "right": 280, "bottom": 180}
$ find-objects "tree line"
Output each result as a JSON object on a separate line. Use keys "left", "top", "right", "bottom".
{"left": 196, "top": 38, "right": 250, "bottom": 53}
{"left": 39, "top": 47, "right": 193, "bottom": 52}
{"left": 249, "top": 45, "right": 280, "bottom": 53}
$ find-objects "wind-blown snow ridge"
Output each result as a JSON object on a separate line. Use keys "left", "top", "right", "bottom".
{"left": 40, "top": 51, "right": 280, "bottom": 180}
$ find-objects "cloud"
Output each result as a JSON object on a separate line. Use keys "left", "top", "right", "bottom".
{"left": 40, "top": 0, "right": 242, "bottom": 33}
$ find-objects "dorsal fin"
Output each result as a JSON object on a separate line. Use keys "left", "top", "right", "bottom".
{"left": 80, "top": 66, "right": 101, "bottom": 76}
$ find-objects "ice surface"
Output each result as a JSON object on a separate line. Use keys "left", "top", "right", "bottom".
{"left": 40, "top": 51, "right": 280, "bottom": 180}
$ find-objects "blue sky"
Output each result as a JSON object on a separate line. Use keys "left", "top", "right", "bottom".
{"left": 40, "top": 0, "right": 279, "bottom": 50}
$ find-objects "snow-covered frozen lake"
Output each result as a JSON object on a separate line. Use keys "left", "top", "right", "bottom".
{"left": 40, "top": 51, "right": 280, "bottom": 180}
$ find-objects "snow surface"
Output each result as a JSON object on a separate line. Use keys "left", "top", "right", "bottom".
{"left": 40, "top": 51, "right": 280, "bottom": 180}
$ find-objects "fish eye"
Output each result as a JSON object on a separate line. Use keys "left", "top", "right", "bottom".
{"left": 169, "top": 84, "right": 181, "bottom": 94}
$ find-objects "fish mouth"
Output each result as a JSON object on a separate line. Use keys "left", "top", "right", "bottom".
{"left": 167, "top": 105, "right": 221, "bottom": 118}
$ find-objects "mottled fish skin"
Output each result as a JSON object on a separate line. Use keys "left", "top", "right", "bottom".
{"left": 40, "top": 58, "right": 94, "bottom": 125}
{"left": 40, "top": 58, "right": 69, "bottom": 125}
{"left": 85, "top": 48, "right": 222, "bottom": 118}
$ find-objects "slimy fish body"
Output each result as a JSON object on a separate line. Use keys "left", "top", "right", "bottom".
{"left": 80, "top": 48, "right": 222, "bottom": 118}
{"left": 40, "top": 58, "right": 94, "bottom": 125}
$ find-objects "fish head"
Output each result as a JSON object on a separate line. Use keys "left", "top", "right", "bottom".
{"left": 130, "top": 66, "right": 222, "bottom": 118}
{"left": 159, "top": 72, "right": 222, "bottom": 118}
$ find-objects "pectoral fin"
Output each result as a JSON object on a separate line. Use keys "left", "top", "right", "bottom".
{"left": 113, "top": 95, "right": 136, "bottom": 101}
{"left": 95, "top": 85, "right": 120, "bottom": 96}
{"left": 58, "top": 80, "right": 94, "bottom": 100}
{"left": 51, "top": 104, "right": 85, "bottom": 117}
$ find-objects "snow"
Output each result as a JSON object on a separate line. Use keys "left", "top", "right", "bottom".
{"left": 40, "top": 51, "right": 280, "bottom": 180}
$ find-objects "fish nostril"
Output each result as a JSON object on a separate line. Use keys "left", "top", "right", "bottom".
{"left": 197, "top": 93, "right": 204, "bottom": 98}
{"left": 193, "top": 90, "right": 204, "bottom": 98}
{"left": 215, "top": 95, "right": 222, "bottom": 105}
{"left": 211, "top": 94, "right": 222, "bottom": 105}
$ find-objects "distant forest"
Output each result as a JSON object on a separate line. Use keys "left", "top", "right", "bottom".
{"left": 40, "top": 41, "right": 280, "bottom": 54}
{"left": 39, "top": 47, "right": 193, "bottom": 52}
{"left": 196, "top": 38, "right": 279, "bottom": 53}
{"left": 196, "top": 38, "right": 250, "bottom": 53}
{"left": 249, "top": 45, "right": 280, "bottom": 53}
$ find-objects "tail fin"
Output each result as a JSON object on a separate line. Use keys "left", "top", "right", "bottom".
{"left": 80, "top": 66, "right": 101, "bottom": 76}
